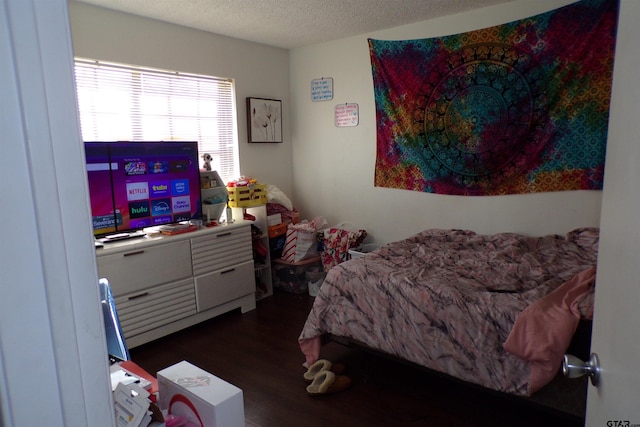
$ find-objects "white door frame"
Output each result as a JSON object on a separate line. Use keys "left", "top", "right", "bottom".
{"left": 586, "top": 0, "right": 640, "bottom": 424}
{"left": 0, "top": 0, "right": 113, "bottom": 425}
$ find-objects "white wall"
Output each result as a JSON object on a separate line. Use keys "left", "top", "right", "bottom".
{"left": 289, "top": 0, "right": 603, "bottom": 244}
{"left": 68, "top": 1, "right": 294, "bottom": 197}
{"left": 69, "top": 1, "right": 607, "bottom": 246}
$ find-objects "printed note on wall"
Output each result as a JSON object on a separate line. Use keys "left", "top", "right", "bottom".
{"left": 311, "top": 78, "right": 333, "bottom": 101}
{"left": 335, "top": 103, "right": 359, "bottom": 127}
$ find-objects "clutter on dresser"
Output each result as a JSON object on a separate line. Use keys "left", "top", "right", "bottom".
{"left": 200, "top": 170, "right": 228, "bottom": 224}
{"left": 158, "top": 223, "right": 198, "bottom": 235}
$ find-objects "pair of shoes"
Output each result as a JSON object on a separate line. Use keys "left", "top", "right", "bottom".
{"left": 306, "top": 370, "right": 352, "bottom": 397}
{"left": 303, "top": 359, "right": 347, "bottom": 383}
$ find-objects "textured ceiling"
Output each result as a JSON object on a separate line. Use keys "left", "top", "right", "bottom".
{"left": 72, "top": 0, "right": 515, "bottom": 49}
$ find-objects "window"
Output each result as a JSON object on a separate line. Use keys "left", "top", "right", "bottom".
{"left": 74, "top": 58, "right": 239, "bottom": 184}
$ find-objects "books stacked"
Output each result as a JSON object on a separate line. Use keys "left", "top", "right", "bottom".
{"left": 158, "top": 223, "right": 197, "bottom": 235}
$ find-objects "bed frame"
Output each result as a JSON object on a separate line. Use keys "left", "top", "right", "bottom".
{"left": 326, "top": 319, "right": 592, "bottom": 419}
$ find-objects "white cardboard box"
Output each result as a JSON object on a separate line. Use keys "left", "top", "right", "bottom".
{"left": 157, "top": 361, "right": 245, "bottom": 427}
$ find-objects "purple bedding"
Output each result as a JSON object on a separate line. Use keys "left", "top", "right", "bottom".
{"left": 298, "top": 228, "right": 599, "bottom": 396}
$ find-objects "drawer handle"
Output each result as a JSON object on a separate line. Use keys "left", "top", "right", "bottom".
{"left": 123, "top": 250, "right": 145, "bottom": 257}
{"left": 128, "top": 292, "right": 149, "bottom": 300}
{"left": 221, "top": 268, "right": 236, "bottom": 275}
{"left": 216, "top": 232, "right": 232, "bottom": 238}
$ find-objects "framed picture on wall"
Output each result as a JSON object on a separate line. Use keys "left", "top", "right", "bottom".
{"left": 247, "top": 97, "right": 283, "bottom": 143}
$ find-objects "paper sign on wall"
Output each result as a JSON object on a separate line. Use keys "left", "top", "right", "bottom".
{"left": 311, "top": 78, "right": 333, "bottom": 101}
{"left": 335, "top": 103, "right": 359, "bottom": 127}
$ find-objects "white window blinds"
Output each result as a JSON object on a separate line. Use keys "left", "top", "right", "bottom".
{"left": 74, "top": 58, "right": 239, "bottom": 184}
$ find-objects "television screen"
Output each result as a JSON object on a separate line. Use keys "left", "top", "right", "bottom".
{"left": 85, "top": 141, "right": 202, "bottom": 237}
{"left": 85, "top": 142, "right": 118, "bottom": 235}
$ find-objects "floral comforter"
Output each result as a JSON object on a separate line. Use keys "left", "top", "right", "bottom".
{"left": 298, "top": 228, "right": 599, "bottom": 396}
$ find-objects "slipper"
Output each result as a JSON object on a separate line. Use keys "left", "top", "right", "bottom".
{"left": 303, "top": 359, "right": 347, "bottom": 382}
{"left": 306, "top": 371, "right": 352, "bottom": 396}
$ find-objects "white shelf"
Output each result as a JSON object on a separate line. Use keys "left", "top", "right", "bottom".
{"left": 233, "top": 205, "right": 273, "bottom": 300}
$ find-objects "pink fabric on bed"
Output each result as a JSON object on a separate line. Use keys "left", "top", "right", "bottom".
{"left": 299, "top": 336, "right": 322, "bottom": 367}
{"left": 503, "top": 266, "right": 597, "bottom": 393}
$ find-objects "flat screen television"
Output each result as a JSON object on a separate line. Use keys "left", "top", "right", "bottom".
{"left": 85, "top": 141, "right": 202, "bottom": 238}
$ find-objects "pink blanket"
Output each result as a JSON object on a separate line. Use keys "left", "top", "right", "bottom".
{"left": 503, "top": 266, "right": 596, "bottom": 393}
{"left": 299, "top": 228, "right": 598, "bottom": 396}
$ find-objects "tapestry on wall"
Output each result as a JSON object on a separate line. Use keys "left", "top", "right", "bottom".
{"left": 369, "top": 0, "right": 619, "bottom": 196}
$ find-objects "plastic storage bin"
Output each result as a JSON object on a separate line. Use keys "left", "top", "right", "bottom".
{"left": 348, "top": 243, "right": 381, "bottom": 259}
{"left": 227, "top": 183, "right": 267, "bottom": 207}
{"left": 272, "top": 256, "right": 321, "bottom": 294}
{"left": 306, "top": 265, "right": 326, "bottom": 297}
{"left": 202, "top": 201, "right": 226, "bottom": 223}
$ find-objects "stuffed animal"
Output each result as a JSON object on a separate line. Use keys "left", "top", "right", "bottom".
{"left": 201, "top": 153, "right": 213, "bottom": 171}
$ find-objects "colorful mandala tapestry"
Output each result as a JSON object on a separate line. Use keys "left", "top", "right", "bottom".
{"left": 369, "top": 0, "right": 619, "bottom": 195}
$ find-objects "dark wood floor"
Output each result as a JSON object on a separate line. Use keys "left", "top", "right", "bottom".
{"left": 131, "top": 291, "right": 585, "bottom": 427}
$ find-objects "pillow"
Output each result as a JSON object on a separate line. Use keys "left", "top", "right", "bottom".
{"left": 503, "top": 266, "right": 596, "bottom": 393}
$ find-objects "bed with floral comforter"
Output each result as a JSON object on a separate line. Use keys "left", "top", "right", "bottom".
{"left": 298, "top": 228, "right": 599, "bottom": 396}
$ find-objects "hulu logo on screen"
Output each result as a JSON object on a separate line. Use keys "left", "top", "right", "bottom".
{"left": 129, "top": 201, "right": 150, "bottom": 219}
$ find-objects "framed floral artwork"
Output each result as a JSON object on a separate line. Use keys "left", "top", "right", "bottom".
{"left": 247, "top": 97, "right": 282, "bottom": 143}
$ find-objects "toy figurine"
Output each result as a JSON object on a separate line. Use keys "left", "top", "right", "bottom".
{"left": 201, "top": 153, "right": 213, "bottom": 171}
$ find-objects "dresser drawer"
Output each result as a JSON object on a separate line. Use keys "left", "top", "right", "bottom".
{"left": 191, "top": 225, "right": 252, "bottom": 275}
{"left": 194, "top": 259, "right": 254, "bottom": 312}
{"left": 115, "top": 278, "right": 197, "bottom": 339}
{"left": 97, "top": 240, "right": 192, "bottom": 295}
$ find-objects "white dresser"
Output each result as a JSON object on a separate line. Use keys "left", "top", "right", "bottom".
{"left": 96, "top": 222, "right": 255, "bottom": 348}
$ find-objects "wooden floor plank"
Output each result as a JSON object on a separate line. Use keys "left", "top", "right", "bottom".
{"left": 131, "top": 291, "right": 584, "bottom": 427}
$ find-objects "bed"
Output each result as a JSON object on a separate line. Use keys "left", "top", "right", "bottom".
{"left": 298, "top": 228, "right": 598, "bottom": 397}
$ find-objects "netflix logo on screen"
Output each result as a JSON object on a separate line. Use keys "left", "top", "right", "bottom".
{"left": 126, "top": 182, "right": 149, "bottom": 201}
